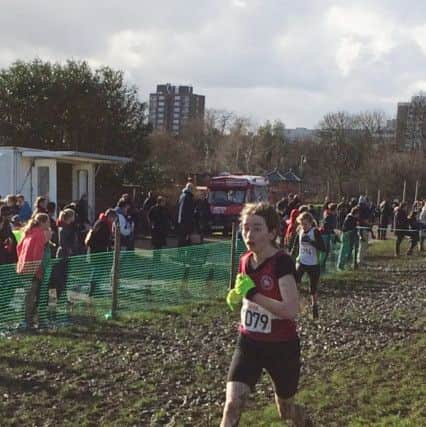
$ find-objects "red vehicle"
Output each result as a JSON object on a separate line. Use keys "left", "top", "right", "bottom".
{"left": 207, "top": 174, "right": 269, "bottom": 234}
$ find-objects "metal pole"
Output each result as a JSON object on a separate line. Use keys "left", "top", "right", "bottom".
{"left": 228, "top": 221, "right": 238, "bottom": 290}
{"left": 111, "top": 220, "right": 121, "bottom": 319}
{"left": 402, "top": 180, "right": 407, "bottom": 203}
{"left": 377, "top": 189, "right": 381, "bottom": 206}
{"left": 414, "top": 180, "right": 419, "bottom": 203}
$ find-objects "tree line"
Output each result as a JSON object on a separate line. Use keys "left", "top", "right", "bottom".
{"left": 0, "top": 59, "right": 424, "bottom": 202}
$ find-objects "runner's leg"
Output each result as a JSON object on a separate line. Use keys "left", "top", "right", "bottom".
{"left": 220, "top": 381, "right": 250, "bottom": 427}
{"left": 275, "top": 396, "right": 312, "bottom": 427}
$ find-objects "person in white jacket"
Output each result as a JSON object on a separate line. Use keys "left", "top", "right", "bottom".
{"left": 115, "top": 200, "right": 135, "bottom": 250}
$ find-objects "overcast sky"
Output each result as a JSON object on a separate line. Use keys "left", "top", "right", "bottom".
{"left": 1, "top": 0, "right": 426, "bottom": 127}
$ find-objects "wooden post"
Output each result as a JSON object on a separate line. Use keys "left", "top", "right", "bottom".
{"left": 376, "top": 189, "right": 381, "bottom": 206}
{"left": 402, "top": 180, "right": 407, "bottom": 203}
{"left": 326, "top": 181, "right": 330, "bottom": 200}
{"left": 228, "top": 221, "right": 238, "bottom": 290}
{"left": 111, "top": 220, "right": 121, "bottom": 319}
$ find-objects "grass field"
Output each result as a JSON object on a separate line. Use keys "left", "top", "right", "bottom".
{"left": 0, "top": 239, "right": 424, "bottom": 426}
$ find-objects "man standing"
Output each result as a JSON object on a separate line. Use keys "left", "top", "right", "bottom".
{"left": 177, "top": 183, "right": 195, "bottom": 247}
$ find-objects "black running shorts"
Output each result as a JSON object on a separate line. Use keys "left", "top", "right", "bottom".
{"left": 295, "top": 263, "right": 320, "bottom": 295}
{"left": 227, "top": 333, "right": 300, "bottom": 399}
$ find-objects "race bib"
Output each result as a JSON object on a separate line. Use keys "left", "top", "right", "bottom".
{"left": 301, "top": 244, "right": 313, "bottom": 257}
{"left": 241, "top": 299, "right": 273, "bottom": 333}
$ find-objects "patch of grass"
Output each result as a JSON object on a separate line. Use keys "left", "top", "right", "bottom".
{"left": 241, "top": 334, "right": 426, "bottom": 426}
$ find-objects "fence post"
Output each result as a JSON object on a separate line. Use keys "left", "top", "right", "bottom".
{"left": 353, "top": 229, "right": 359, "bottom": 270}
{"left": 111, "top": 221, "right": 121, "bottom": 319}
{"left": 228, "top": 221, "right": 238, "bottom": 290}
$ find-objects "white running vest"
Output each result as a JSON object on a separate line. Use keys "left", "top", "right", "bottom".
{"left": 298, "top": 227, "right": 318, "bottom": 266}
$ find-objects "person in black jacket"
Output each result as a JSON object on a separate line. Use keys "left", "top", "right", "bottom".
{"left": 394, "top": 203, "right": 418, "bottom": 256}
{"left": 337, "top": 207, "right": 359, "bottom": 270}
{"left": 87, "top": 209, "right": 116, "bottom": 254}
{"left": 148, "top": 197, "right": 169, "bottom": 250}
{"left": 176, "top": 183, "right": 195, "bottom": 247}
{"left": 53, "top": 209, "right": 78, "bottom": 300}
{"left": 0, "top": 207, "right": 18, "bottom": 265}
{"left": 86, "top": 209, "right": 116, "bottom": 296}
{"left": 319, "top": 203, "right": 337, "bottom": 272}
{"left": 148, "top": 197, "right": 170, "bottom": 265}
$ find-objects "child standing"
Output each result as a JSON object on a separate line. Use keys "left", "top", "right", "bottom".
{"left": 16, "top": 213, "right": 52, "bottom": 328}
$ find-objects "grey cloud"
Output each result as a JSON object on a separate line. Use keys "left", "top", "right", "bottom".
{"left": 1, "top": 0, "right": 425, "bottom": 126}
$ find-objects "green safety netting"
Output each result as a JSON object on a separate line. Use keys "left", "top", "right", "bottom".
{"left": 0, "top": 241, "right": 246, "bottom": 330}
{"left": 0, "top": 234, "right": 414, "bottom": 331}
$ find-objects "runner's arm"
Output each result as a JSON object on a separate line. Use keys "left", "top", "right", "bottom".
{"left": 249, "top": 274, "right": 299, "bottom": 320}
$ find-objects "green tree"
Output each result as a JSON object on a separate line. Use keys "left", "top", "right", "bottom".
{"left": 0, "top": 58, "right": 150, "bottom": 160}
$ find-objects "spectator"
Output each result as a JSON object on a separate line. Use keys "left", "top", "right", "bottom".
{"left": 337, "top": 207, "right": 359, "bottom": 270}
{"left": 337, "top": 197, "right": 349, "bottom": 230}
{"left": 0, "top": 207, "right": 18, "bottom": 264}
{"left": 10, "top": 215, "right": 24, "bottom": 244}
{"left": 194, "top": 191, "right": 211, "bottom": 243}
{"left": 176, "top": 183, "right": 195, "bottom": 247}
{"left": 320, "top": 203, "right": 337, "bottom": 272}
{"left": 284, "top": 208, "right": 300, "bottom": 254}
{"left": 115, "top": 200, "right": 135, "bottom": 250}
{"left": 406, "top": 211, "right": 420, "bottom": 256}
{"left": 33, "top": 196, "right": 48, "bottom": 215}
{"left": 16, "top": 213, "right": 52, "bottom": 328}
{"left": 51, "top": 209, "right": 79, "bottom": 302}
{"left": 378, "top": 199, "right": 393, "bottom": 240}
{"left": 56, "top": 209, "right": 78, "bottom": 258}
{"left": 5, "top": 195, "right": 19, "bottom": 216}
{"left": 85, "top": 209, "right": 117, "bottom": 297}
{"left": 394, "top": 203, "right": 417, "bottom": 256}
{"left": 75, "top": 194, "right": 90, "bottom": 231}
{"left": 86, "top": 209, "right": 116, "bottom": 254}
{"left": 143, "top": 191, "right": 156, "bottom": 212}
{"left": 47, "top": 201, "right": 58, "bottom": 246}
{"left": 16, "top": 194, "right": 32, "bottom": 221}
{"left": 148, "top": 197, "right": 170, "bottom": 263}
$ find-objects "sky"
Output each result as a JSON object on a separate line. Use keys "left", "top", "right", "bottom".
{"left": 1, "top": 0, "right": 426, "bottom": 128}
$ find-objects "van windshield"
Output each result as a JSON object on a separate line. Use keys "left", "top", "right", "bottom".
{"left": 208, "top": 190, "right": 246, "bottom": 205}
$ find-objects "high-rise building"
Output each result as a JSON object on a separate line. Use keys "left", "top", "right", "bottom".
{"left": 149, "top": 84, "right": 205, "bottom": 134}
{"left": 396, "top": 96, "right": 426, "bottom": 151}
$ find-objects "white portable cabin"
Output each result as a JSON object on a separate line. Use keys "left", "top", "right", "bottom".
{"left": 0, "top": 147, "right": 131, "bottom": 221}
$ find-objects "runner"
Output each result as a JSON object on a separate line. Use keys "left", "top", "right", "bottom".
{"left": 292, "top": 211, "right": 325, "bottom": 320}
{"left": 221, "top": 202, "right": 311, "bottom": 427}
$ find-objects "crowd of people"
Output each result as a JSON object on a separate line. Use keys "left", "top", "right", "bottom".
{"left": 221, "top": 196, "right": 425, "bottom": 426}
{"left": 273, "top": 193, "right": 426, "bottom": 321}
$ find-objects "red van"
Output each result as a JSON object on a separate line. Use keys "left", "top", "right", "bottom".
{"left": 207, "top": 174, "right": 269, "bottom": 234}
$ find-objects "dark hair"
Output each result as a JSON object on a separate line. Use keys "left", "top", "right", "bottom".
{"left": 118, "top": 199, "right": 130, "bottom": 209}
{"left": 47, "top": 201, "right": 56, "bottom": 214}
{"left": 240, "top": 203, "right": 280, "bottom": 234}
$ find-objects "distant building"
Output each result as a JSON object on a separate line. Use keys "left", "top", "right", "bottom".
{"left": 149, "top": 84, "right": 205, "bottom": 134}
{"left": 265, "top": 168, "right": 301, "bottom": 202}
{"left": 284, "top": 128, "right": 316, "bottom": 142}
{"left": 396, "top": 96, "right": 426, "bottom": 151}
